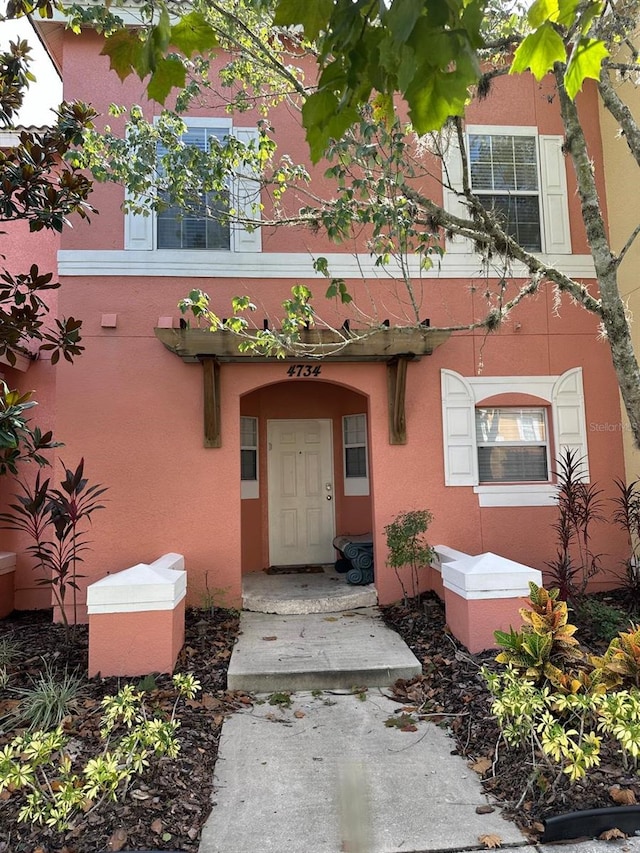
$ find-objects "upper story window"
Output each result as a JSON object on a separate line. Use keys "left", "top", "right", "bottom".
{"left": 468, "top": 134, "right": 541, "bottom": 252}
{"left": 475, "top": 408, "right": 549, "bottom": 483}
{"left": 442, "top": 126, "right": 571, "bottom": 256}
{"left": 125, "top": 118, "right": 261, "bottom": 254}
{"left": 157, "top": 125, "right": 231, "bottom": 250}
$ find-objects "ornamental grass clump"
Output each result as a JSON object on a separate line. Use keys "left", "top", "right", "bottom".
{"left": 485, "top": 583, "right": 640, "bottom": 791}
{"left": 11, "top": 659, "right": 85, "bottom": 732}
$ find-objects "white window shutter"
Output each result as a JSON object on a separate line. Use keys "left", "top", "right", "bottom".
{"left": 539, "top": 135, "right": 571, "bottom": 254}
{"left": 124, "top": 200, "right": 153, "bottom": 250}
{"left": 233, "top": 127, "right": 262, "bottom": 253}
{"left": 441, "top": 369, "right": 478, "bottom": 486}
{"left": 551, "top": 367, "right": 589, "bottom": 479}
{"left": 441, "top": 136, "right": 472, "bottom": 254}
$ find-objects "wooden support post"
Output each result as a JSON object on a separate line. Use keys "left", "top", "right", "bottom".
{"left": 387, "top": 356, "right": 408, "bottom": 445}
{"left": 202, "top": 357, "right": 221, "bottom": 448}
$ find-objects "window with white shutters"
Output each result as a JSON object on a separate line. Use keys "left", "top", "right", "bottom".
{"left": 442, "top": 127, "right": 571, "bottom": 255}
{"left": 125, "top": 119, "right": 261, "bottom": 253}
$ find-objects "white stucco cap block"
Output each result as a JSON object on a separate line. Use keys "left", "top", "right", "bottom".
{"left": 150, "top": 553, "right": 185, "bottom": 572}
{"left": 442, "top": 552, "right": 542, "bottom": 600}
{"left": 86, "top": 561, "right": 187, "bottom": 614}
{"left": 0, "top": 552, "right": 16, "bottom": 576}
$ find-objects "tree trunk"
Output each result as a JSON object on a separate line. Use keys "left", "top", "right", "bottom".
{"left": 555, "top": 65, "right": 640, "bottom": 448}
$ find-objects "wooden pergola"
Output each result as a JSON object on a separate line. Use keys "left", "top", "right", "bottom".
{"left": 154, "top": 326, "right": 451, "bottom": 446}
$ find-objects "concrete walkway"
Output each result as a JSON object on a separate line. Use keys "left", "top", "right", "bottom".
{"left": 199, "top": 690, "right": 527, "bottom": 853}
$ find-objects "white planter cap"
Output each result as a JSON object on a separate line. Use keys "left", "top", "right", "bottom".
{"left": 0, "top": 552, "right": 16, "bottom": 576}
{"left": 87, "top": 560, "right": 186, "bottom": 613}
{"left": 150, "top": 553, "right": 185, "bottom": 572}
{"left": 442, "top": 552, "right": 542, "bottom": 600}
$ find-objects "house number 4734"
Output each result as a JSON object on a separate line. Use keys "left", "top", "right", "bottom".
{"left": 286, "top": 364, "right": 322, "bottom": 378}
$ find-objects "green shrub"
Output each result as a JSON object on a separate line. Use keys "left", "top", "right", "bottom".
{"left": 0, "top": 672, "right": 200, "bottom": 831}
{"left": 576, "top": 598, "right": 627, "bottom": 642}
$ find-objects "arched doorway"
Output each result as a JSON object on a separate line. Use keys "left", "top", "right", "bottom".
{"left": 240, "top": 380, "right": 372, "bottom": 572}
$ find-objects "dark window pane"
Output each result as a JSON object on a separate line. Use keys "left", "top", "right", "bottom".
{"left": 478, "top": 446, "right": 548, "bottom": 482}
{"left": 345, "top": 446, "right": 366, "bottom": 478}
{"left": 480, "top": 194, "right": 542, "bottom": 252}
{"left": 241, "top": 449, "right": 257, "bottom": 481}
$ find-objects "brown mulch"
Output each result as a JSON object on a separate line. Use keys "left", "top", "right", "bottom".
{"left": 381, "top": 592, "right": 640, "bottom": 839}
{"left": 0, "top": 607, "right": 250, "bottom": 853}
{"left": 1, "top": 591, "right": 639, "bottom": 850}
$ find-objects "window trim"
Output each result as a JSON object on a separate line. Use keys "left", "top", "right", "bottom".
{"left": 124, "top": 117, "right": 261, "bottom": 254}
{"left": 467, "top": 130, "right": 543, "bottom": 253}
{"left": 342, "top": 414, "right": 369, "bottom": 497}
{"left": 442, "top": 125, "right": 571, "bottom": 256}
{"left": 440, "top": 368, "right": 588, "bottom": 506}
{"left": 476, "top": 406, "right": 551, "bottom": 485}
{"left": 240, "top": 416, "right": 259, "bottom": 500}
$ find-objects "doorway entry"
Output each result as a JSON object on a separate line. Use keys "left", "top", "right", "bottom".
{"left": 267, "top": 419, "right": 335, "bottom": 566}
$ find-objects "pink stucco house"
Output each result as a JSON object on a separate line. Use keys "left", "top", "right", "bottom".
{"left": 0, "top": 12, "right": 631, "bottom": 633}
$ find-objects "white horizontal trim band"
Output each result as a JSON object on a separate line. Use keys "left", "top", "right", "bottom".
{"left": 57, "top": 250, "right": 597, "bottom": 280}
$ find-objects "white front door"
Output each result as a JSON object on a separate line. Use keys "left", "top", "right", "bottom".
{"left": 268, "top": 419, "right": 335, "bottom": 565}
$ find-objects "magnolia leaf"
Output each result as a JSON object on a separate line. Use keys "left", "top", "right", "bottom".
{"left": 273, "top": 0, "right": 334, "bottom": 41}
{"left": 511, "top": 24, "right": 566, "bottom": 81}
{"left": 147, "top": 56, "right": 186, "bottom": 104}
{"left": 170, "top": 11, "right": 218, "bottom": 58}
{"left": 565, "top": 38, "right": 610, "bottom": 99}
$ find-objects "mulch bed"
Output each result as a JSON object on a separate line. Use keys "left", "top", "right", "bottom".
{"left": 381, "top": 592, "right": 640, "bottom": 839}
{"left": 1, "top": 591, "right": 639, "bottom": 850}
{"left": 0, "top": 607, "right": 251, "bottom": 853}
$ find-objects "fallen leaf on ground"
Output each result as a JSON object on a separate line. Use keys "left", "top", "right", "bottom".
{"left": 323, "top": 616, "right": 339, "bottom": 621}
{"left": 294, "top": 710, "right": 305, "bottom": 718}
{"left": 475, "top": 805, "right": 495, "bottom": 815}
{"left": 107, "top": 827, "right": 128, "bottom": 851}
{"left": 202, "top": 694, "right": 222, "bottom": 710}
{"left": 151, "top": 818, "right": 163, "bottom": 834}
{"left": 471, "top": 757, "right": 492, "bottom": 774}
{"left": 262, "top": 636, "right": 277, "bottom": 641}
{"left": 610, "top": 786, "right": 636, "bottom": 804}
{"left": 599, "top": 828, "right": 627, "bottom": 840}
{"left": 478, "top": 834, "right": 502, "bottom": 848}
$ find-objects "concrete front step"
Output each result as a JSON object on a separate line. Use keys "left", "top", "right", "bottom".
{"left": 227, "top": 608, "right": 421, "bottom": 692}
{"left": 242, "top": 566, "right": 377, "bottom": 615}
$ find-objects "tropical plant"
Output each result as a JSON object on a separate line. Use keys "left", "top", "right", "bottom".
{"left": 0, "top": 459, "right": 107, "bottom": 631}
{"left": 384, "top": 509, "right": 435, "bottom": 605}
{"left": 494, "top": 582, "right": 584, "bottom": 688}
{"left": 545, "top": 450, "right": 604, "bottom": 602}
{"left": 611, "top": 477, "right": 640, "bottom": 612}
{"left": 0, "top": 672, "right": 201, "bottom": 831}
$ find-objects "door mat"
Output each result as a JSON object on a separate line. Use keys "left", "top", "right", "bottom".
{"left": 265, "top": 565, "right": 325, "bottom": 575}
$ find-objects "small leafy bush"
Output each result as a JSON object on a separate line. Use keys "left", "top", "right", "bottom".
{"left": 11, "top": 660, "right": 85, "bottom": 731}
{"left": 385, "top": 509, "right": 434, "bottom": 604}
{"left": 0, "top": 672, "right": 200, "bottom": 831}
{"left": 487, "top": 585, "right": 640, "bottom": 790}
{"left": 576, "top": 598, "right": 628, "bottom": 642}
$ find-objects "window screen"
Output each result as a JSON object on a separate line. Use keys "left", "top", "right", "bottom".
{"left": 468, "top": 134, "right": 542, "bottom": 252}
{"left": 157, "top": 126, "right": 231, "bottom": 250}
{"left": 476, "top": 408, "right": 549, "bottom": 483}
